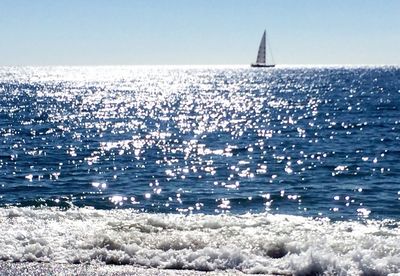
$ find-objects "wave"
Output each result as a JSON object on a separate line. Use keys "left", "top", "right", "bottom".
{"left": 0, "top": 207, "right": 399, "bottom": 275}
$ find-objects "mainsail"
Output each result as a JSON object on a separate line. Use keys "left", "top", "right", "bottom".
{"left": 255, "top": 31, "right": 266, "bottom": 64}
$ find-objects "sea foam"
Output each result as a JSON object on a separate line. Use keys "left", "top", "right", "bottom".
{"left": 0, "top": 207, "right": 399, "bottom": 275}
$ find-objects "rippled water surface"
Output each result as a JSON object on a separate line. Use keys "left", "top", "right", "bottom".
{"left": 1, "top": 66, "right": 399, "bottom": 220}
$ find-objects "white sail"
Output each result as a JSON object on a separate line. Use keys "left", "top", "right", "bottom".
{"left": 256, "top": 31, "right": 266, "bottom": 64}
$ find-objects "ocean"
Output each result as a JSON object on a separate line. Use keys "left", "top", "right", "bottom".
{"left": 0, "top": 65, "right": 399, "bottom": 275}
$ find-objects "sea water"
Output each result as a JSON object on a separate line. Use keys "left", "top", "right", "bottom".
{"left": 0, "top": 66, "right": 399, "bottom": 274}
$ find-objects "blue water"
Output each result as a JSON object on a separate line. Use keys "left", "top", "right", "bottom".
{"left": 1, "top": 66, "right": 399, "bottom": 220}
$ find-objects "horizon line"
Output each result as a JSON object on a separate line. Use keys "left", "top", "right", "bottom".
{"left": 0, "top": 64, "right": 399, "bottom": 68}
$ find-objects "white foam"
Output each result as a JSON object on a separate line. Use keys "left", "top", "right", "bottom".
{"left": 0, "top": 207, "right": 399, "bottom": 275}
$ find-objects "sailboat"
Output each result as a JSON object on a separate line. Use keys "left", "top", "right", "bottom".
{"left": 251, "top": 30, "right": 275, "bottom": 68}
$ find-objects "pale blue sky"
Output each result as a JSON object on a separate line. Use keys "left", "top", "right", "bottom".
{"left": 0, "top": 0, "right": 399, "bottom": 65}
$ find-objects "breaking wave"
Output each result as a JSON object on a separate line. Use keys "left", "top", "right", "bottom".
{"left": 1, "top": 207, "right": 399, "bottom": 275}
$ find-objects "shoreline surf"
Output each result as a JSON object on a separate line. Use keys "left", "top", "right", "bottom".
{"left": 0, "top": 207, "right": 399, "bottom": 275}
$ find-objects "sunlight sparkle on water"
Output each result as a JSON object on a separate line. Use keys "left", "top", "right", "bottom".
{"left": 0, "top": 66, "right": 399, "bottom": 219}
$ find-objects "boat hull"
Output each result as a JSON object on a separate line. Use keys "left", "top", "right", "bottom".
{"left": 251, "top": 64, "right": 275, "bottom": 68}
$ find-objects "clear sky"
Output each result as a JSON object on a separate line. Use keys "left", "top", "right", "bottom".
{"left": 0, "top": 0, "right": 399, "bottom": 65}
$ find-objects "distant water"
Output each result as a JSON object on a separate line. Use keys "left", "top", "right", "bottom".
{"left": 0, "top": 66, "right": 399, "bottom": 274}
